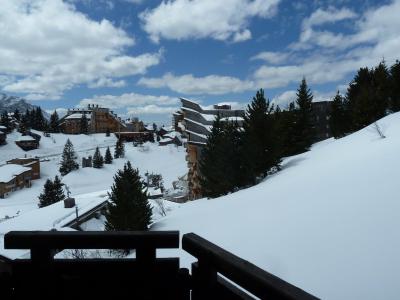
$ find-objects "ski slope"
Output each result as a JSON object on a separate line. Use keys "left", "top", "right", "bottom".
{"left": 155, "top": 113, "right": 400, "bottom": 300}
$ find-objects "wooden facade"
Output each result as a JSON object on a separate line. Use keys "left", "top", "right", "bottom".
{"left": 0, "top": 165, "right": 33, "bottom": 198}
{"left": 6, "top": 158, "right": 40, "bottom": 180}
{"left": 61, "top": 105, "right": 126, "bottom": 134}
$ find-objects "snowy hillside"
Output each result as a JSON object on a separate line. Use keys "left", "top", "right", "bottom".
{"left": 155, "top": 113, "right": 400, "bottom": 300}
{"left": 0, "top": 131, "right": 186, "bottom": 219}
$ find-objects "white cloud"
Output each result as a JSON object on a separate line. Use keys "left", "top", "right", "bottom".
{"left": 88, "top": 78, "right": 126, "bottom": 89}
{"left": 127, "top": 105, "right": 178, "bottom": 115}
{"left": 271, "top": 90, "right": 296, "bottom": 108}
{"left": 0, "top": 0, "right": 161, "bottom": 99}
{"left": 138, "top": 73, "right": 254, "bottom": 95}
{"left": 139, "top": 0, "right": 280, "bottom": 43}
{"left": 78, "top": 92, "right": 179, "bottom": 109}
{"left": 250, "top": 51, "right": 289, "bottom": 64}
{"left": 254, "top": 1, "right": 400, "bottom": 89}
{"left": 45, "top": 108, "right": 69, "bottom": 117}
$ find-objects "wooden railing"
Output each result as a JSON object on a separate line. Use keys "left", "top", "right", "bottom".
{"left": 1, "top": 231, "right": 319, "bottom": 300}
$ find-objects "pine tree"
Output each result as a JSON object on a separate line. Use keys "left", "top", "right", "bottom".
{"left": 38, "top": 176, "right": 65, "bottom": 208}
{"left": 329, "top": 92, "right": 349, "bottom": 138}
{"left": 0, "top": 111, "right": 10, "bottom": 132}
{"left": 53, "top": 175, "right": 66, "bottom": 202}
{"left": 59, "top": 139, "right": 79, "bottom": 176}
{"left": 14, "top": 108, "right": 20, "bottom": 121}
{"left": 105, "top": 146, "right": 113, "bottom": 164}
{"left": 291, "top": 78, "right": 315, "bottom": 154}
{"left": 390, "top": 60, "right": 400, "bottom": 112}
{"left": 242, "top": 89, "right": 280, "bottom": 183}
{"left": 105, "top": 161, "right": 152, "bottom": 231}
{"left": 275, "top": 102, "right": 298, "bottom": 157}
{"left": 33, "top": 107, "right": 47, "bottom": 131}
{"left": 114, "top": 139, "right": 125, "bottom": 158}
{"left": 80, "top": 113, "right": 89, "bottom": 134}
{"left": 199, "top": 115, "right": 244, "bottom": 197}
{"left": 93, "top": 147, "right": 104, "bottom": 168}
{"left": 49, "top": 110, "right": 60, "bottom": 133}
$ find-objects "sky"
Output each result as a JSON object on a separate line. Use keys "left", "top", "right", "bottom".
{"left": 0, "top": 0, "right": 399, "bottom": 124}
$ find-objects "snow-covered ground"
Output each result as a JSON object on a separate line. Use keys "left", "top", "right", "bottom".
{"left": 154, "top": 113, "right": 400, "bottom": 300}
{"left": 0, "top": 131, "right": 186, "bottom": 219}
{"left": 1, "top": 113, "right": 400, "bottom": 299}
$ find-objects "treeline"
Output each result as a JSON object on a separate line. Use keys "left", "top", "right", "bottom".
{"left": 330, "top": 60, "right": 400, "bottom": 138}
{"left": 200, "top": 79, "right": 316, "bottom": 198}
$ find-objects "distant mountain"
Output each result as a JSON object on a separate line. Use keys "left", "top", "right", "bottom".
{"left": 0, "top": 93, "right": 49, "bottom": 118}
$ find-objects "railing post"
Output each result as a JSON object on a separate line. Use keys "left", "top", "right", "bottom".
{"left": 191, "top": 261, "right": 218, "bottom": 300}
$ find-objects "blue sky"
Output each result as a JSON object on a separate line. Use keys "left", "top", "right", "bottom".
{"left": 0, "top": 0, "right": 399, "bottom": 124}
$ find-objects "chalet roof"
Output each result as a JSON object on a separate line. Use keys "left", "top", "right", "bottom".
{"left": 0, "top": 164, "right": 31, "bottom": 183}
{"left": 0, "top": 125, "right": 7, "bottom": 129}
{"left": 65, "top": 113, "right": 92, "bottom": 120}
{"left": 15, "top": 135, "right": 36, "bottom": 142}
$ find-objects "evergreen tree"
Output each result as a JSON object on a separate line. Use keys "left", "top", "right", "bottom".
{"left": 53, "top": 175, "right": 66, "bottom": 202}
{"left": 105, "top": 161, "right": 152, "bottom": 231}
{"left": 80, "top": 113, "right": 89, "bottom": 134}
{"left": 59, "top": 139, "right": 79, "bottom": 176}
{"left": 33, "top": 107, "right": 47, "bottom": 131}
{"left": 291, "top": 78, "right": 315, "bottom": 154}
{"left": 390, "top": 60, "right": 400, "bottom": 112}
{"left": 105, "top": 146, "right": 113, "bottom": 164}
{"left": 242, "top": 89, "right": 280, "bottom": 183}
{"left": 275, "top": 102, "right": 298, "bottom": 157}
{"left": 14, "top": 108, "right": 20, "bottom": 121}
{"left": 114, "top": 139, "right": 125, "bottom": 158}
{"left": 93, "top": 147, "right": 104, "bottom": 168}
{"left": 0, "top": 111, "right": 10, "bottom": 132}
{"left": 199, "top": 115, "right": 244, "bottom": 197}
{"left": 329, "top": 92, "right": 349, "bottom": 138}
{"left": 38, "top": 176, "right": 65, "bottom": 208}
{"left": 49, "top": 110, "right": 60, "bottom": 133}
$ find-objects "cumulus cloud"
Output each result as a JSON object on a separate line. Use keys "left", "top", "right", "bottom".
{"left": 254, "top": 1, "right": 400, "bottom": 89}
{"left": 78, "top": 92, "right": 179, "bottom": 109}
{"left": 0, "top": 0, "right": 161, "bottom": 99}
{"left": 138, "top": 73, "right": 254, "bottom": 95}
{"left": 250, "top": 51, "right": 289, "bottom": 64}
{"left": 127, "top": 105, "right": 178, "bottom": 115}
{"left": 139, "top": 0, "right": 280, "bottom": 43}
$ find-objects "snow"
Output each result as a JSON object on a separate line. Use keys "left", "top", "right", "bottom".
{"left": 15, "top": 135, "right": 36, "bottom": 141}
{"left": 0, "top": 131, "right": 186, "bottom": 220}
{"left": 0, "top": 164, "right": 31, "bottom": 183}
{"left": 154, "top": 113, "right": 400, "bottom": 300}
{"left": 65, "top": 113, "right": 91, "bottom": 119}
{"left": 0, "top": 125, "right": 6, "bottom": 129}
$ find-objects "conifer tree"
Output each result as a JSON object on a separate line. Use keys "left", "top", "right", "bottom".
{"left": 49, "top": 110, "right": 60, "bottom": 133}
{"left": 242, "top": 89, "right": 280, "bottom": 183}
{"left": 329, "top": 92, "right": 349, "bottom": 138}
{"left": 114, "top": 139, "right": 125, "bottom": 158}
{"left": 14, "top": 108, "right": 20, "bottom": 121}
{"left": 105, "top": 161, "right": 152, "bottom": 231}
{"left": 0, "top": 111, "right": 10, "bottom": 132}
{"left": 93, "top": 147, "right": 104, "bottom": 168}
{"left": 59, "top": 139, "right": 79, "bottom": 176}
{"left": 38, "top": 176, "right": 65, "bottom": 208}
{"left": 275, "top": 102, "right": 297, "bottom": 157}
{"left": 105, "top": 146, "right": 113, "bottom": 164}
{"left": 291, "top": 78, "right": 315, "bottom": 154}
{"left": 80, "top": 113, "right": 89, "bottom": 134}
{"left": 390, "top": 60, "right": 400, "bottom": 112}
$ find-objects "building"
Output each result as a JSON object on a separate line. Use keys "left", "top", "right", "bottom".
{"left": 179, "top": 98, "right": 245, "bottom": 200}
{"left": 60, "top": 104, "right": 126, "bottom": 134}
{"left": 0, "top": 164, "right": 33, "bottom": 198}
{"left": 125, "top": 118, "right": 145, "bottom": 132}
{"left": 15, "top": 135, "right": 39, "bottom": 151}
{"left": 312, "top": 101, "right": 332, "bottom": 141}
{"left": 6, "top": 158, "right": 40, "bottom": 180}
{"left": 159, "top": 132, "right": 183, "bottom": 147}
{"left": 115, "top": 131, "right": 153, "bottom": 143}
{"left": 173, "top": 111, "right": 184, "bottom": 133}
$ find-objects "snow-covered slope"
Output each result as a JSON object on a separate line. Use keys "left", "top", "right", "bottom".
{"left": 155, "top": 113, "right": 400, "bottom": 300}
{"left": 0, "top": 132, "right": 186, "bottom": 219}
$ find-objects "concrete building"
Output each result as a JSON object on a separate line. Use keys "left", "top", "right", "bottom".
{"left": 179, "top": 98, "right": 245, "bottom": 200}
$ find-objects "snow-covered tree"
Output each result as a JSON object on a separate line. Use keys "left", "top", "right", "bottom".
{"left": 59, "top": 139, "right": 79, "bottom": 176}
{"left": 114, "top": 139, "right": 125, "bottom": 158}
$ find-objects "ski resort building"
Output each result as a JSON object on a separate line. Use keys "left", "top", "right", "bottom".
{"left": 60, "top": 104, "right": 126, "bottom": 134}
{"left": 179, "top": 98, "right": 245, "bottom": 199}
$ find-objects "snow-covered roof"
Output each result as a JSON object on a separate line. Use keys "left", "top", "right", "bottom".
{"left": 0, "top": 164, "right": 31, "bottom": 183}
{"left": 0, "top": 191, "right": 109, "bottom": 259}
{"left": 163, "top": 131, "right": 182, "bottom": 139}
{"left": 65, "top": 113, "right": 91, "bottom": 120}
{"left": 184, "top": 118, "right": 212, "bottom": 132}
{"left": 145, "top": 125, "right": 154, "bottom": 131}
{"left": 221, "top": 116, "right": 244, "bottom": 122}
{"left": 15, "top": 135, "right": 36, "bottom": 142}
{"left": 0, "top": 125, "right": 7, "bottom": 129}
